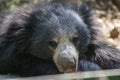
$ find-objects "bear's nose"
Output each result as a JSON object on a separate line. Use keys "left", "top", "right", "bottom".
{"left": 63, "top": 62, "right": 76, "bottom": 73}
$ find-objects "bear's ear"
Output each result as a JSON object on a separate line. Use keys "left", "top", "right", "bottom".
{"left": 77, "top": 4, "right": 94, "bottom": 28}
{"left": 77, "top": 4, "right": 100, "bottom": 42}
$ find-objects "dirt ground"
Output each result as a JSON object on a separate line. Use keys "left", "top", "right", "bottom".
{"left": 94, "top": 1, "right": 120, "bottom": 49}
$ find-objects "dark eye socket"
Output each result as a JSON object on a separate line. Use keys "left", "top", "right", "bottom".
{"left": 48, "top": 41, "right": 57, "bottom": 48}
{"left": 72, "top": 37, "right": 79, "bottom": 43}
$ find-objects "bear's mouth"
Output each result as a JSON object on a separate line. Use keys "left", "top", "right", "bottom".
{"left": 63, "top": 62, "right": 77, "bottom": 73}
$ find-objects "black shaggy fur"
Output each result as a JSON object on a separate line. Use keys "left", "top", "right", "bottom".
{"left": 0, "top": 2, "right": 120, "bottom": 77}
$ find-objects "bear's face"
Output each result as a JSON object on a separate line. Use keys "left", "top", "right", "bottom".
{"left": 30, "top": 7, "right": 91, "bottom": 72}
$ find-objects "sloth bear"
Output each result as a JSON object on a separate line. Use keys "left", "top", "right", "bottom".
{"left": 0, "top": 2, "right": 120, "bottom": 77}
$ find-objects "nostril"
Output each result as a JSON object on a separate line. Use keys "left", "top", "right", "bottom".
{"left": 67, "top": 62, "right": 76, "bottom": 69}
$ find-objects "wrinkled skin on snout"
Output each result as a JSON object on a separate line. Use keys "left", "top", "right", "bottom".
{"left": 53, "top": 40, "right": 79, "bottom": 72}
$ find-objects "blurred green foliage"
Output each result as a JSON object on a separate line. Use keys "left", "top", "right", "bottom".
{"left": 0, "top": 0, "right": 27, "bottom": 11}
{"left": 0, "top": 0, "right": 52, "bottom": 11}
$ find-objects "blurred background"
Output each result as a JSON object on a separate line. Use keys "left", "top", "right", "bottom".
{"left": 0, "top": 0, "right": 120, "bottom": 50}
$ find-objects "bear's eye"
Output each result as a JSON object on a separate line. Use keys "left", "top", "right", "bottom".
{"left": 72, "top": 37, "right": 79, "bottom": 43}
{"left": 48, "top": 41, "right": 57, "bottom": 48}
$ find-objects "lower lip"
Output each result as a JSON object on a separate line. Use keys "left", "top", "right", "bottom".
{"left": 64, "top": 69, "right": 76, "bottom": 73}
